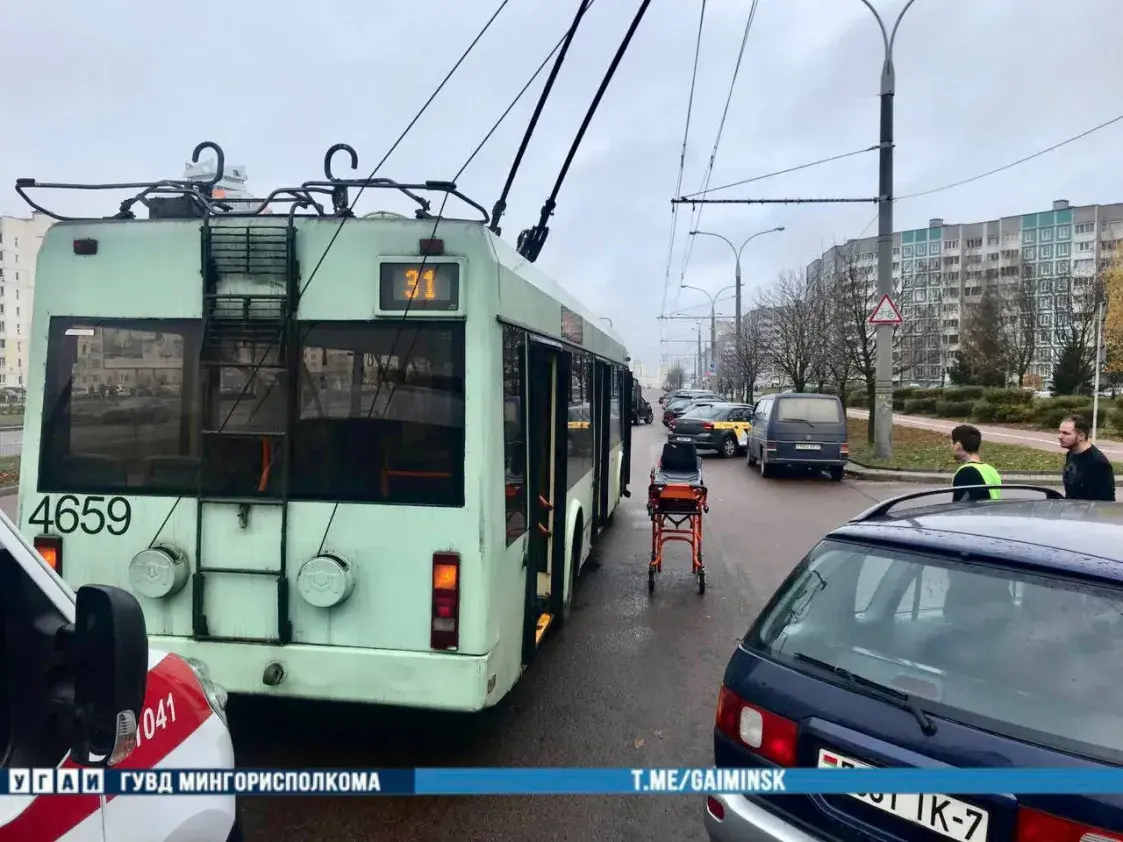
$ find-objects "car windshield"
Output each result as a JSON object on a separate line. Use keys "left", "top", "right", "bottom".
{"left": 745, "top": 538, "right": 1123, "bottom": 763}
{"left": 774, "top": 397, "right": 842, "bottom": 424}
{"left": 682, "top": 404, "right": 723, "bottom": 419}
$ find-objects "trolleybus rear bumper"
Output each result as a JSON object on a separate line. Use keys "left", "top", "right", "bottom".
{"left": 149, "top": 636, "right": 499, "bottom": 710}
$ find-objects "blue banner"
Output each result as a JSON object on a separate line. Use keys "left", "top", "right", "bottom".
{"left": 4, "top": 767, "right": 1123, "bottom": 796}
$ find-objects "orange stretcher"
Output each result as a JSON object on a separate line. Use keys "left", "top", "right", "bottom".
{"left": 646, "top": 441, "right": 708, "bottom": 594}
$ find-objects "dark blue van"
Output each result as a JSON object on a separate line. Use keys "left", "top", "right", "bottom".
{"left": 746, "top": 393, "right": 848, "bottom": 481}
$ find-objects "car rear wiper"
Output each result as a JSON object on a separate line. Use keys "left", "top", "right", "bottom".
{"left": 780, "top": 417, "right": 814, "bottom": 426}
{"left": 793, "top": 652, "right": 937, "bottom": 736}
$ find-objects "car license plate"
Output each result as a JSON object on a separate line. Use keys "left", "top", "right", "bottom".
{"left": 817, "top": 750, "right": 989, "bottom": 841}
{"left": 794, "top": 443, "right": 821, "bottom": 450}
{"left": 673, "top": 436, "right": 693, "bottom": 443}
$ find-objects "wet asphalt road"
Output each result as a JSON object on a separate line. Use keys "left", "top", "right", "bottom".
{"left": 223, "top": 414, "right": 965, "bottom": 842}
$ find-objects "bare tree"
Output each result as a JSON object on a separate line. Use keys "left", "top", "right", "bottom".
{"left": 663, "top": 364, "right": 685, "bottom": 391}
{"left": 994, "top": 264, "right": 1039, "bottom": 386}
{"left": 758, "top": 270, "right": 821, "bottom": 393}
{"left": 825, "top": 247, "right": 879, "bottom": 440}
{"left": 731, "top": 311, "right": 767, "bottom": 404}
{"left": 821, "top": 282, "right": 857, "bottom": 410}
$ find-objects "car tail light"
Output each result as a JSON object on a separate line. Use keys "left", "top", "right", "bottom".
{"left": 34, "top": 535, "right": 62, "bottom": 574}
{"left": 706, "top": 796, "right": 725, "bottom": 820}
{"left": 766, "top": 440, "right": 778, "bottom": 452}
{"left": 702, "top": 422, "right": 714, "bottom": 430}
{"left": 715, "top": 684, "right": 797, "bottom": 766}
{"left": 1016, "top": 806, "right": 1123, "bottom": 842}
{"left": 840, "top": 442, "right": 849, "bottom": 456}
{"left": 431, "top": 552, "right": 460, "bottom": 651}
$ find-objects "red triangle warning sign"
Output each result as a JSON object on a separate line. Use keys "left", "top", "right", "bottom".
{"left": 868, "top": 293, "right": 903, "bottom": 325}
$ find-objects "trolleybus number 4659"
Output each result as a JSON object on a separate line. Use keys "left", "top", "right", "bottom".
{"left": 29, "top": 494, "right": 133, "bottom": 536}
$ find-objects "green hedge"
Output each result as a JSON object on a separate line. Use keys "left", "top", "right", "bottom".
{"left": 903, "top": 398, "right": 938, "bottom": 414}
{"left": 982, "top": 387, "right": 1033, "bottom": 406}
{"left": 936, "top": 400, "right": 974, "bottom": 418}
{"left": 944, "top": 386, "right": 985, "bottom": 402}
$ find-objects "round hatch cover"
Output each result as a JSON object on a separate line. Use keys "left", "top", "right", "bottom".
{"left": 129, "top": 546, "right": 188, "bottom": 600}
{"left": 297, "top": 554, "right": 355, "bottom": 608}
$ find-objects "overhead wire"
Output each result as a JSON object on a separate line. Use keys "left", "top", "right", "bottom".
{"left": 145, "top": 0, "right": 513, "bottom": 549}
{"left": 670, "top": 0, "right": 761, "bottom": 317}
{"left": 317, "top": 2, "right": 611, "bottom": 550}
{"left": 659, "top": 0, "right": 707, "bottom": 318}
{"left": 682, "top": 144, "right": 879, "bottom": 198}
{"left": 853, "top": 112, "right": 1123, "bottom": 238}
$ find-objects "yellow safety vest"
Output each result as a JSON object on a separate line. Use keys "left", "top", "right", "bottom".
{"left": 955, "top": 461, "right": 1002, "bottom": 500}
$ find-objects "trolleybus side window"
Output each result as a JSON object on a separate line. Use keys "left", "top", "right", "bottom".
{"left": 609, "top": 370, "right": 622, "bottom": 448}
{"left": 291, "top": 320, "right": 466, "bottom": 507}
{"left": 502, "top": 324, "right": 527, "bottom": 545}
{"left": 40, "top": 318, "right": 201, "bottom": 495}
{"left": 567, "top": 351, "right": 593, "bottom": 490}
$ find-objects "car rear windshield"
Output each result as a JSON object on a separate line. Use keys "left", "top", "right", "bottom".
{"left": 682, "top": 404, "right": 723, "bottom": 419}
{"left": 745, "top": 538, "right": 1123, "bottom": 763}
{"left": 774, "top": 397, "right": 842, "bottom": 424}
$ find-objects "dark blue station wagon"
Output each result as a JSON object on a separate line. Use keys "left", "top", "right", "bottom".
{"left": 705, "top": 488, "right": 1123, "bottom": 842}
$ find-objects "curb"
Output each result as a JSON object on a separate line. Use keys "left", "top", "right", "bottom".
{"left": 0, "top": 485, "right": 16, "bottom": 497}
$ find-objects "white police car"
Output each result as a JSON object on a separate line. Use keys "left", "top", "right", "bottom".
{"left": 0, "top": 508, "right": 239, "bottom": 841}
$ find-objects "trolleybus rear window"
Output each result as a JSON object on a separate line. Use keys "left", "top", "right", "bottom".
{"left": 292, "top": 320, "right": 466, "bottom": 506}
{"left": 40, "top": 318, "right": 201, "bottom": 494}
{"left": 39, "top": 317, "right": 466, "bottom": 506}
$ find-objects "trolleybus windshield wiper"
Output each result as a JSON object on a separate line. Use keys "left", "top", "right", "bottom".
{"left": 792, "top": 652, "right": 938, "bottom": 736}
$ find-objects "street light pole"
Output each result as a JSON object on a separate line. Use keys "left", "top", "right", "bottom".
{"left": 858, "top": 0, "right": 919, "bottom": 461}
{"left": 690, "top": 226, "right": 784, "bottom": 398}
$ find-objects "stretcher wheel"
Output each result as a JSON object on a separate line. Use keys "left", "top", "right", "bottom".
{"left": 648, "top": 567, "right": 655, "bottom": 593}
{"left": 697, "top": 570, "right": 705, "bottom": 594}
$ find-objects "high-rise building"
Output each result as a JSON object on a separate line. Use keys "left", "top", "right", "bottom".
{"left": 0, "top": 211, "right": 54, "bottom": 390}
{"left": 805, "top": 199, "right": 1123, "bottom": 386}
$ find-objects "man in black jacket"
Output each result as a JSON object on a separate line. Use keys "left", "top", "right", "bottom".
{"left": 1058, "top": 414, "right": 1116, "bottom": 501}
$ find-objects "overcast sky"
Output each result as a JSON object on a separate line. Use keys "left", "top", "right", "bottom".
{"left": 4, "top": 0, "right": 1123, "bottom": 376}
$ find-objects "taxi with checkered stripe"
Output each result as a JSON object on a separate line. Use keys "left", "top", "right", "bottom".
{"left": 668, "top": 402, "right": 754, "bottom": 458}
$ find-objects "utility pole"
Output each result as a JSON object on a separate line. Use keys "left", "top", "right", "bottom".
{"left": 863, "top": 0, "right": 919, "bottom": 462}
{"left": 675, "top": 0, "right": 920, "bottom": 460}
{"left": 681, "top": 284, "right": 734, "bottom": 381}
{"left": 689, "top": 228, "right": 784, "bottom": 397}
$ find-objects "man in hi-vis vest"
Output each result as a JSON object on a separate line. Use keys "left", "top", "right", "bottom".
{"left": 950, "top": 424, "right": 1002, "bottom": 501}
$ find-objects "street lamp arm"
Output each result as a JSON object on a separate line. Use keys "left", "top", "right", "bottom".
{"left": 853, "top": 0, "right": 889, "bottom": 56}
{"left": 737, "top": 226, "right": 783, "bottom": 260}
{"left": 691, "top": 229, "right": 738, "bottom": 258}
{"left": 888, "top": 0, "right": 920, "bottom": 54}
{"left": 681, "top": 283, "right": 715, "bottom": 304}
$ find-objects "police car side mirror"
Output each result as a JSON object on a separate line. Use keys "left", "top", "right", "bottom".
{"left": 68, "top": 584, "right": 148, "bottom": 767}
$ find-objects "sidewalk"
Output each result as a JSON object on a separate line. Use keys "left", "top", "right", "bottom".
{"left": 847, "top": 408, "right": 1123, "bottom": 461}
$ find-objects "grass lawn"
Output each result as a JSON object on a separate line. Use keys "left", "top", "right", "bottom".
{"left": 847, "top": 419, "right": 1123, "bottom": 474}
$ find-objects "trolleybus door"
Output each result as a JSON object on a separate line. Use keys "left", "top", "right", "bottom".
{"left": 522, "top": 339, "right": 569, "bottom": 664}
{"left": 592, "top": 360, "right": 612, "bottom": 535}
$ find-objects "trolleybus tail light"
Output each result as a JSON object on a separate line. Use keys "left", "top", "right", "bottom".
{"left": 34, "top": 535, "right": 62, "bottom": 574}
{"left": 715, "top": 685, "right": 797, "bottom": 766}
{"left": 1016, "top": 806, "right": 1123, "bottom": 842}
{"left": 431, "top": 552, "right": 461, "bottom": 651}
{"left": 73, "top": 238, "right": 98, "bottom": 255}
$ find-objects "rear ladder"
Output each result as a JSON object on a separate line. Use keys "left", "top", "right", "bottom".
{"left": 191, "top": 218, "right": 300, "bottom": 644}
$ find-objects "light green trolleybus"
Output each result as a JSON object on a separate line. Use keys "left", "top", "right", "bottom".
{"left": 14, "top": 142, "right": 635, "bottom": 711}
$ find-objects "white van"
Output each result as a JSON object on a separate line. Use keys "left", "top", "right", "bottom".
{"left": 0, "top": 509, "right": 240, "bottom": 841}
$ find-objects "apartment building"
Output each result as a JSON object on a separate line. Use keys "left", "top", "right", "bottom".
{"left": 0, "top": 211, "right": 54, "bottom": 390}
{"left": 806, "top": 199, "right": 1123, "bottom": 386}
